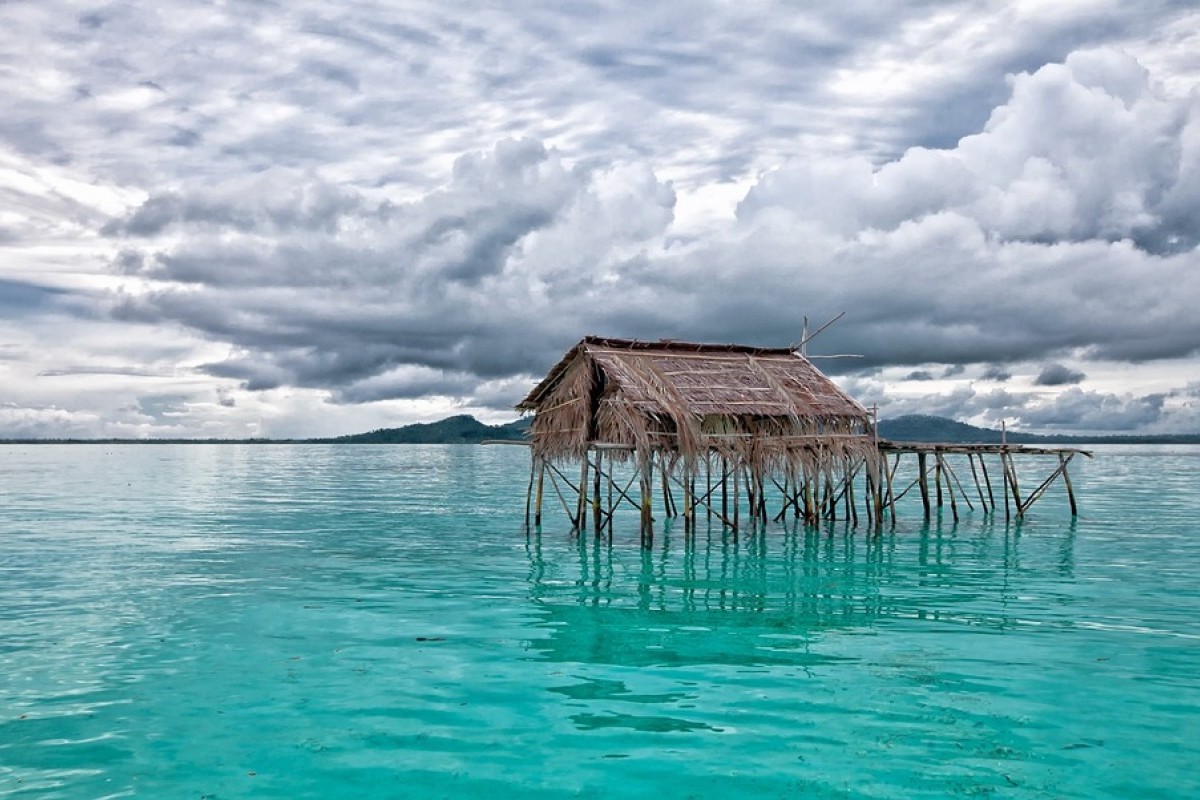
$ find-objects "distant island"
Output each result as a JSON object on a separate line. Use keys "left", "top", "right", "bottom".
{"left": 2, "top": 414, "right": 1199, "bottom": 445}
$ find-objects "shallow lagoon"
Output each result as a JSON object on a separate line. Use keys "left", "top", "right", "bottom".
{"left": 1, "top": 444, "right": 1198, "bottom": 798}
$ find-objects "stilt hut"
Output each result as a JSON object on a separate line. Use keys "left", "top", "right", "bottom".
{"left": 516, "top": 337, "right": 885, "bottom": 535}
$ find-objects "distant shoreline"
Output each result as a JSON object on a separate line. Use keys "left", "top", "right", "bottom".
{"left": 2, "top": 414, "right": 1199, "bottom": 446}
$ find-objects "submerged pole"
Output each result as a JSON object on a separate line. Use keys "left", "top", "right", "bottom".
{"left": 1061, "top": 453, "right": 1078, "bottom": 516}
{"left": 918, "top": 452, "right": 931, "bottom": 520}
{"left": 534, "top": 459, "right": 546, "bottom": 527}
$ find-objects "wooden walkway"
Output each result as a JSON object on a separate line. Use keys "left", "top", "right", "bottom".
{"left": 877, "top": 442, "right": 1091, "bottom": 524}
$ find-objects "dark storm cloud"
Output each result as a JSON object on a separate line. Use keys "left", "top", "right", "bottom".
{"left": 980, "top": 364, "right": 1013, "bottom": 382}
{"left": 100, "top": 47, "right": 1200, "bottom": 423}
{"left": 1034, "top": 363, "right": 1087, "bottom": 386}
{"left": 5, "top": 2, "right": 1200, "bottom": 434}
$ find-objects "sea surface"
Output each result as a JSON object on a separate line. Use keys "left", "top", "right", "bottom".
{"left": 1, "top": 443, "right": 1198, "bottom": 799}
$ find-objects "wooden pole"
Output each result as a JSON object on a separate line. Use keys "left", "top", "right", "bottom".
{"left": 732, "top": 459, "right": 740, "bottom": 533}
{"left": 967, "top": 454, "right": 989, "bottom": 514}
{"left": 917, "top": 452, "right": 931, "bottom": 520}
{"left": 979, "top": 454, "right": 996, "bottom": 512}
{"left": 683, "top": 467, "right": 694, "bottom": 534}
{"left": 577, "top": 454, "right": 590, "bottom": 533}
{"left": 640, "top": 453, "right": 654, "bottom": 543}
{"left": 524, "top": 456, "right": 535, "bottom": 527}
{"left": 705, "top": 451, "right": 713, "bottom": 521}
{"left": 606, "top": 452, "right": 615, "bottom": 538}
{"left": 592, "top": 451, "right": 603, "bottom": 535}
{"left": 1002, "top": 453, "right": 1011, "bottom": 522}
{"left": 661, "top": 452, "right": 676, "bottom": 518}
{"left": 939, "top": 454, "right": 959, "bottom": 522}
{"left": 934, "top": 454, "right": 944, "bottom": 508}
{"left": 888, "top": 453, "right": 897, "bottom": 527}
{"left": 1005, "top": 453, "right": 1023, "bottom": 518}
{"left": 1061, "top": 453, "right": 1078, "bottom": 516}
{"left": 534, "top": 459, "right": 546, "bottom": 527}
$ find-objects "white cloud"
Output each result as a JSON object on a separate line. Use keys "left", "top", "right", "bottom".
{"left": 3, "top": 2, "right": 1200, "bottom": 436}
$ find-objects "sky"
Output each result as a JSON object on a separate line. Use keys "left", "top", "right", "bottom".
{"left": 2, "top": 1, "right": 1200, "bottom": 439}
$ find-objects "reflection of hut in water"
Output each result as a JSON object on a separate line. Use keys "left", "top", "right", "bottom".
{"left": 517, "top": 337, "right": 883, "bottom": 537}
{"left": 523, "top": 529, "right": 892, "bottom": 668}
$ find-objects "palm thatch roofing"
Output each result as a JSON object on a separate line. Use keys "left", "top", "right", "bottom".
{"left": 517, "top": 337, "right": 875, "bottom": 468}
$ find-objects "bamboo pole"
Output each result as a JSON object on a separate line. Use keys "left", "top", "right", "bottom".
{"left": 524, "top": 456, "right": 535, "bottom": 527}
{"left": 578, "top": 454, "right": 590, "bottom": 533}
{"left": 979, "top": 454, "right": 996, "bottom": 512}
{"left": 661, "top": 452, "right": 676, "bottom": 518}
{"left": 967, "top": 453, "right": 989, "bottom": 513}
{"left": 592, "top": 451, "right": 603, "bottom": 535}
{"left": 1061, "top": 453, "right": 1078, "bottom": 516}
{"left": 546, "top": 466, "right": 577, "bottom": 528}
{"left": 732, "top": 459, "right": 740, "bottom": 533}
{"left": 683, "top": 468, "right": 694, "bottom": 534}
{"left": 640, "top": 453, "right": 654, "bottom": 543}
{"left": 1002, "top": 453, "right": 1011, "bottom": 522}
{"left": 934, "top": 454, "right": 944, "bottom": 508}
{"left": 721, "top": 456, "right": 729, "bottom": 521}
{"left": 918, "top": 452, "right": 931, "bottom": 520}
{"left": 938, "top": 454, "right": 958, "bottom": 521}
{"left": 1005, "top": 453, "right": 1024, "bottom": 518}
{"left": 942, "top": 457, "right": 974, "bottom": 512}
{"left": 705, "top": 451, "right": 713, "bottom": 521}
{"left": 534, "top": 459, "right": 546, "bottom": 526}
{"left": 606, "top": 452, "right": 615, "bottom": 538}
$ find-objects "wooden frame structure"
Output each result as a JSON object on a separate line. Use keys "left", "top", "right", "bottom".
{"left": 516, "top": 337, "right": 885, "bottom": 540}
{"left": 514, "top": 337, "right": 1089, "bottom": 540}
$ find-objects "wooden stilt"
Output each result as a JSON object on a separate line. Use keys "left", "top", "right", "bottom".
{"left": 524, "top": 456, "right": 535, "bottom": 528}
{"left": 606, "top": 453, "right": 615, "bottom": 537}
{"left": 979, "top": 454, "right": 996, "bottom": 512}
{"left": 934, "top": 454, "right": 944, "bottom": 508}
{"left": 592, "top": 451, "right": 603, "bottom": 535}
{"left": 968, "top": 454, "right": 989, "bottom": 514}
{"left": 1001, "top": 453, "right": 1011, "bottom": 522}
{"left": 683, "top": 468, "right": 693, "bottom": 534}
{"left": 705, "top": 452, "right": 713, "bottom": 521}
{"left": 661, "top": 452, "right": 676, "bottom": 518}
{"left": 640, "top": 454, "right": 654, "bottom": 543}
{"left": 1061, "top": 453, "right": 1078, "bottom": 516}
{"left": 577, "top": 455, "right": 590, "bottom": 533}
{"left": 886, "top": 454, "right": 899, "bottom": 526}
{"left": 939, "top": 454, "right": 959, "bottom": 521}
{"left": 732, "top": 460, "right": 740, "bottom": 533}
{"left": 1005, "top": 452, "right": 1023, "bottom": 518}
{"left": 534, "top": 459, "right": 546, "bottom": 527}
{"left": 918, "top": 452, "right": 931, "bottom": 520}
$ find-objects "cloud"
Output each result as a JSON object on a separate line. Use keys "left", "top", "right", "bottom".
{"left": 108, "top": 139, "right": 676, "bottom": 403}
{"left": 94, "top": 49, "right": 1200, "bottom": 432}
{"left": 1034, "top": 363, "right": 1087, "bottom": 386}
{"left": 1014, "top": 387, "right": 1167, "bottom": 431}
{"left": 980, "top": 364, "right": 1012, "bottom": 382}
{"left": 5, "top": 1, "right": 1200, "bottom": 436}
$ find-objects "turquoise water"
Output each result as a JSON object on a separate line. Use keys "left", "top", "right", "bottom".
{"left": 1, "top": 444, "right": 1198, "bottom": 799}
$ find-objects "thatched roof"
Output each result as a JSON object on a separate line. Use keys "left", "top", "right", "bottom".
{"left": 517, "top": 337, "right": 874, "bottom": 466}
{"left": 517, "top": 336, "right": 868, "bottom": 422}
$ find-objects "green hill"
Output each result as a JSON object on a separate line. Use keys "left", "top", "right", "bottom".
{"left": 877, "top": 414, "right": 1200, "bottom": 445}
{"left": 314, "top": 414, "right": 530, "bottom": 444}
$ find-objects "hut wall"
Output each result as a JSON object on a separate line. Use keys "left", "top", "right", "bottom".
{"left": 527, "top": 354, "right": 594, "bottom": 462}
